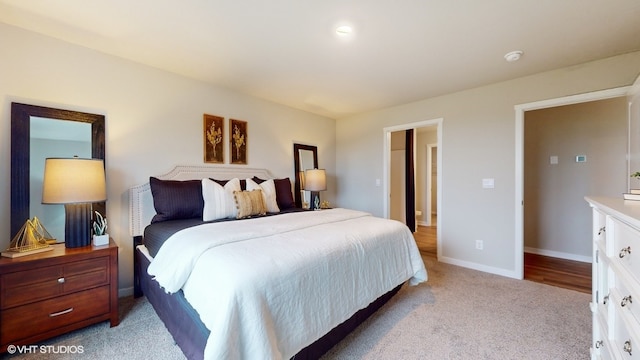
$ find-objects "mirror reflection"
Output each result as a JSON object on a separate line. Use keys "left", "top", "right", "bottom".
{"left": 299, "top": 150, "right": 316, "bottom": 206}
{"left": 293, "top": 143, "right": 318, "bottom": 208}
{"left": 30, "top": 117, "right": 92, "bottom": 241}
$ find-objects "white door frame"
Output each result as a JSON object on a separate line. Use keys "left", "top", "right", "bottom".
{"left": 514, "top": 87, "right": 631, "bottom": 279}
{"left": 383, "top": 118, "right": 443, "bottom": 256}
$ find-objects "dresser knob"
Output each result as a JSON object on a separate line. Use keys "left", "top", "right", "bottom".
{"left": 595, "top": 340, "right": 604, "bottom": 349}
{"left": 598, "top": 226, "right": 606, "bottom": 236}
{"left": 622, "top": 295, "right": 633, "bottom": 307}
{"left": 603, "top": 294, "right": 609, "bottom": 305}
{"left": 624, "top": 340, "right": 632, "bottom": 355}
{"left": 619, "top": 246, "right": 632, "bottom": 258}
{"left": 57, "top": 277, "right": 65, "bottom": 284}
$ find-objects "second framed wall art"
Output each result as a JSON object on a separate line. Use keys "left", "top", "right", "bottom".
{"left": 230, "top": 119, "right": 247, "bottom": 165}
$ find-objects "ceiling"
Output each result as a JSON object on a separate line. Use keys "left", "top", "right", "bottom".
{"left": 2, "top": 1, "right": 640, "bottom": 119}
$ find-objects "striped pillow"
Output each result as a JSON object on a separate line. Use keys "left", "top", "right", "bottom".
{"left": 202, "top": 178, "right": 241, "bottom": 221}
{"left": 234, "top": 190, "right": 267, "bottom": 219}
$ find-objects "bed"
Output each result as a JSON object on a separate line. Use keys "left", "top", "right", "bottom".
{"left": 130, "top": 165, "right": 427, "bottom": 360}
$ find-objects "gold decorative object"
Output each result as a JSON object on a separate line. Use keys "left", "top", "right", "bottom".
{"left": 31, "top": 217, "right": 57, "bottom": 244}
{"left": 2, "top": 217, "right": 54, "bottom": 258}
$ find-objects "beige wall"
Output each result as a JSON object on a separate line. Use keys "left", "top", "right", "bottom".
{"left": 0, "top": 23, "right": 336, "bottom": 294}
{"left": 336, "top": 51, "right": 640, "bottom": 277}
{"left": 524, "top": 98, "right": 628, "bottom": 260}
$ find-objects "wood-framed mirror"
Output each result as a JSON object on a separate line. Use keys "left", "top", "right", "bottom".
{"left": 293, "top": 143, "right": 318, "bottom": 209}
{"left": 11, "top": 102, "right": 106, "bottom": 241}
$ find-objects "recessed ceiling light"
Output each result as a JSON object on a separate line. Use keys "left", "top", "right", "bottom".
{"left": 504, "top": 50, "right": 523, "bottom": 62}
{"left": 336, "top": 25, "right": 353, "bottom": 36}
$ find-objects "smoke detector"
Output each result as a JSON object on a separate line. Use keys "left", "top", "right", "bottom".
{"left": 504, "top": 50, "right": 523, "bottom": 62}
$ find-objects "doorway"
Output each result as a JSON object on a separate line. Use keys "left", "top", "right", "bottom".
{"left": 514, "top": 86, "right": 632, "bottom": 279}
{"left": 383, "top": 118, "right": 442, "bottom": 258}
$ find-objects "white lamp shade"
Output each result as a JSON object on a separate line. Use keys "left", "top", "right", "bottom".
{"left": 304, "top": 169, "right": 327, "bottom": 191}
{"left": 42, "top": 158, "right": 107, "bottom": 204}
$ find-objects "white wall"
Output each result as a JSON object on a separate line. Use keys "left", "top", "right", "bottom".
{"left": 0, "top": 23, "right": 336, "bottom": 294}
{"left": 336, "top": 51, "right": 640, "bottom": 277}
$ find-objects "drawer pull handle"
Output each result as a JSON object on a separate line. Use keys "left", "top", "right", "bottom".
{"left": 622, "top": 295, "right": 633, "bottom": 307}
{"left": 49, "top": 308, "right": 73, "bottom": 317}
{"left": 624, "top": 340, "right": 632, "bottom": 355}
{"left": 603, "top": 294, "right": 609, "bottom": 305}
{"left": 57, "top": 277, "right": 65, "bottom": 284}
{"left": 595, "top": 340, "right": 604, "bottom": 349}
{"left": 598, "top": 226, "right": 606, "bottom": 236}
{"left": 619, "top": 246, "right": 632, "bottom": 258}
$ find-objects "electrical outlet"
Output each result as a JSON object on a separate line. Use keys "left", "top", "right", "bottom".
{"left": 475, "top": 240, "right": 483, "bottom": 250}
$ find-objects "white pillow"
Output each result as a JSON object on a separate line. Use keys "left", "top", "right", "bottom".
{"left": 246, "top": 178, "right": 280, "bottom": 213}
{"left": 202, "top": 178, "right": 241, "bottom": 221}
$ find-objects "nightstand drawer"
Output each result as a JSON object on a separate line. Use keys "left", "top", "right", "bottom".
{"left": 0, "top": 285, "right": 110, "bottom": 345}
{"left": 1, "top": 257, "right": 109, "bottom": 309}
{"left": 62, "top": 257, "right": 110, "bottom": 293}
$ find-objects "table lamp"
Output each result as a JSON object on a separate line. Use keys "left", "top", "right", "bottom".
{"left": 304, "top": 169, "right": 326, "bottom": 210}
{"left": 42, "top": 158, "right": 106, "bottom": 248}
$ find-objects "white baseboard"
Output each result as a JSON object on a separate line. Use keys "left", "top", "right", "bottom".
{"left": 438, "top": 256, "right": 521, "bottom": 280}
{"left": 524, "top": 247, "right": 592, "bottom": 263}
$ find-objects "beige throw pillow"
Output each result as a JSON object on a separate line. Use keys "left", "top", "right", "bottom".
{"left": 246, "top": 178, "right": 280, "bottom": 213}
{"left": 234, "top": 189, "right": 267, "bottom": 219}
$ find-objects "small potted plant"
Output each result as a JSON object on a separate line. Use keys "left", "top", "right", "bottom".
{"left": 92, "top": 211, "right": 109, "bottom": 246}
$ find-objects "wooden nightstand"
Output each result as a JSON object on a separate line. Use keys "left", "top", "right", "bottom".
{"left": 0, "top": 239, "right": 118, "bottom": 352}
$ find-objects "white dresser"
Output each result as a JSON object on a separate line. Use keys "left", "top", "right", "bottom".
{"left": 586, "top": 197, "right": 640, "bottom": 359}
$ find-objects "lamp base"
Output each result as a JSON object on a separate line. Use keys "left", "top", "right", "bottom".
{"left": 311, "top": 192, "right": 321, "bottom": 211}
{"left": 64, "top": 203, "right": 92, "bottom": 248}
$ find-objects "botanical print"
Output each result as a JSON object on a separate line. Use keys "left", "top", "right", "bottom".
{"left": 204, "top": 114, "right": 224, "bottom": 163}
{"left": 230, "top": 119, "right": 247, "bottom": 164}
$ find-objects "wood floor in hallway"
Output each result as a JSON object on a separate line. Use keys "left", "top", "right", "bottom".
{"left": 413, "top": 225, "right": 436, "bottom": 258}
{"left": 412, "top": 221, "right": 591, "bottom": 294}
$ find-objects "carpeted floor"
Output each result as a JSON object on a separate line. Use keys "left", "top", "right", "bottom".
{"left": 3, "top": 255, "right": 591, "bottom": 360}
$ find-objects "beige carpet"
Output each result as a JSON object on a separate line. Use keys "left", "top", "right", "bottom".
{"left": 323, "top": 256, "right": 590, "bottom": 359}
{"left": 4, "top": 255, "right": 590, "bottom": 360}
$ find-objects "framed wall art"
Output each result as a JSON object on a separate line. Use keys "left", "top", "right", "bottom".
{"left": 204, "top": 114, "right": 224, "bottom": 163}
{"left": 230, "top": 119, "right": 247, "bottom": 164}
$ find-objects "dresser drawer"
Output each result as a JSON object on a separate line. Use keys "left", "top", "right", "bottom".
{"left": 612, "top": 305, "right": 640, "bottom": 359}
{"left": 0, "top": 285, "right": 110, "bottom": 345}
{"left": 1, "top": 257, "right": 109, "bottom": 309}
{"left": 613, "top": 278, "right": 640, "bottom": 326}
{"left": 611, "top": 218, "right": 640, "bottom": 283}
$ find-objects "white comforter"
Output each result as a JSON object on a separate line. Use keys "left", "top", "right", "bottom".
{"left": 148, "top": 208, "right": 427, "bottom": 360}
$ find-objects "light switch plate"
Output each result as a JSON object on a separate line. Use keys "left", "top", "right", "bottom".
{"left": 482, "top": 178, "right": 495, "bottom": 189}
{"left": 550, "top": 156, "right": 558, "bottom": 165}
